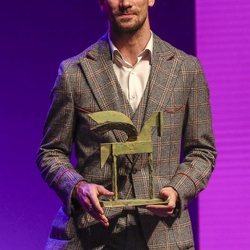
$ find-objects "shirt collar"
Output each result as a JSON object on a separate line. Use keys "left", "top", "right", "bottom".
{"left": 108, "top": 32, "right": 153, "bottom": 67}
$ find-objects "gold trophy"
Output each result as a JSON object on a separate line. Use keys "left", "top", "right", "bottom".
{"left": 88, "top": 111, "right": 169, "bottom": 208}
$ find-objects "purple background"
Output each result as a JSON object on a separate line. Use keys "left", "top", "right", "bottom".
{"left": 1, "top": 1, "right": 198, "bottom": 249}
{"left": 197, "top": 0, "right": 250, "bottom": 249}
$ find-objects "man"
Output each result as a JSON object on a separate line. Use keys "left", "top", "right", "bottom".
{"left": 37, "top": 0, "right": 217, "bottom": 249}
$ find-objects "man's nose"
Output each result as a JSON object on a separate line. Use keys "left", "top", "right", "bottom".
{"left": 120, "top": 0, "right": 133, "bottom": 9}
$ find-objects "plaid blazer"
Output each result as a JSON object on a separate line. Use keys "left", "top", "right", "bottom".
{"left": 37, "top": 33, "right": 217, "bottom": 249}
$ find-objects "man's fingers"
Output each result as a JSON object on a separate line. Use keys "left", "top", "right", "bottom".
{"left": 88, "top": 191, "right": 104, "bottom": 215}
{"left": 78, "top": 190, "right": 103, "bottom": 217}
{"left": 160, "top": 187, "right": 178, "bottom": 203}
{"left": 88, "top": 185, "right": 113, "bottom": 214}
{"left": 97, "top": 185, "right": 114, "bottom": 196}
{"left": 146, "top": 204, "right": 175, "bottom": 211}
{"left": 74, "top": 183, "right": 112, "bottom": 226}
{"left": 82, "top": 198, "right": 109, "bottom": 227}
{"left": 145, "top": 204, "right": 175, "bottom": 216}
{"left": 87, "top": 208, "right": 109, "bottom": 227}
{"left": 146, "top": 204, "right": 167, "bottom": 209}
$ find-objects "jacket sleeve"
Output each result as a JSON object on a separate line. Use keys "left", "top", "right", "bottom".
{"left": 167, "top": 57, "right": 217, "bottom": 212}
{"left": 36, "top": 62, "right": 85, "bottom": 216}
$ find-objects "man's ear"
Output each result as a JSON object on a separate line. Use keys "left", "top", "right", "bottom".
{"left": 148, "top": 0, "right": 155, "bottom": 7}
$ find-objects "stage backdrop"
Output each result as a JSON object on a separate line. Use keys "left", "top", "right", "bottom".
{"left": 196, "top": 0, "right": 250, "bottom": 249}
{"left": 0, "top": 1, "right": 196, "bottom": 249}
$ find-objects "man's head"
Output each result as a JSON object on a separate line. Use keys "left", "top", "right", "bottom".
{"left": 99, "top": 0, "right": 155, "bottom": 34}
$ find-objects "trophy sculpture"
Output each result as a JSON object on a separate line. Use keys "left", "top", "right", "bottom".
{"left": 88, "top": 111, "right": 169, "bottom": 208}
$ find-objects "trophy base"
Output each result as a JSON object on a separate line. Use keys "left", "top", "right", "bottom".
{"left": 100, "top": 198, "right": 169, "bottom": 208}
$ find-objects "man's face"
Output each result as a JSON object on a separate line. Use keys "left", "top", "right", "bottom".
{"left": 99, "top": 0, "right": 155, "bottom": 33}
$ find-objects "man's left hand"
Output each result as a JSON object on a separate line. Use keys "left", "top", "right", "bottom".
{"left": 145, "top": 187, "right": 179, "bottom": 217}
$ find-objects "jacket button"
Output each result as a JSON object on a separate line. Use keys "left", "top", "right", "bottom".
{"left": 132, "top": 168, "right": 137, "bottom": 174}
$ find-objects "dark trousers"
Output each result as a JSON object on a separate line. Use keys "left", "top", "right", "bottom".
{"left": 103, "top": 208, "right": 148, "bottom": 250}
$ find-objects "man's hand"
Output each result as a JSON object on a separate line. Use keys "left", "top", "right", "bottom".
{"left": 73, "top": 181, "right": 114, "bottom": 227}
{"left": 145, "top": 187, "right": 179, "bottom": 217}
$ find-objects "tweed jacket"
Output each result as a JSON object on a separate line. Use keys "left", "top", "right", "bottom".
{"left": 37, "top": 33, "right": 217, "bottom": 250}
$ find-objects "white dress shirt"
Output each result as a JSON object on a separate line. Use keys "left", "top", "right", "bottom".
{"left": 109, "top": 34, "right": 153, "bottom": 111}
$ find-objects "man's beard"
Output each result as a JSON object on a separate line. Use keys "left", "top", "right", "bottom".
{"left": 110, "top": 15, "right": 147, "bottom": 34}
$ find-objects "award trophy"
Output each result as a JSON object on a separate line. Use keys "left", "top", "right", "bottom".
{"left": 88, "top": 111, "right": 169, "bottom": 208}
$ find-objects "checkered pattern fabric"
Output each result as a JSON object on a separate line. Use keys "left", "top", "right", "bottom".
{"left": 37, "top": 33, "right": 216, "bottom": 249}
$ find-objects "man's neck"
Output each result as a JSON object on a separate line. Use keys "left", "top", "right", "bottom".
{"left": 110, "top": 27, "right": 152, "bottom": 66}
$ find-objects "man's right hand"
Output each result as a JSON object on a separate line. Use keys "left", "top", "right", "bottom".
{"left": 73, "top": 181, "right": 114, "bottom": 227}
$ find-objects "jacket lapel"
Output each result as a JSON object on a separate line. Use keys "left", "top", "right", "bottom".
{"left": 79, "top": 35, "right": 121, "bottom": 113}
{"left": 145, "top": 35, "right": 184, "bottom": 121}
{"left": 131, "top": 34, "right": 184, "bottom": 166}
{"left": 132, "top": 34, "right": 181, "bottom": 131}
{"left": 79, "top": 34, "right": 184, "bottom": 155}
{"left": 79, "top": 34, "right": 131, "bottom": 143}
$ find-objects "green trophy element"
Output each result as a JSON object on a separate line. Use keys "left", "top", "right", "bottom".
{"left": 88, "top": 111, "right": 169, "bottom": 207}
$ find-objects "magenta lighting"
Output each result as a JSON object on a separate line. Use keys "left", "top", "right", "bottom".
{"left": 196, "top": 0, "right": 250, "bottom": 249}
